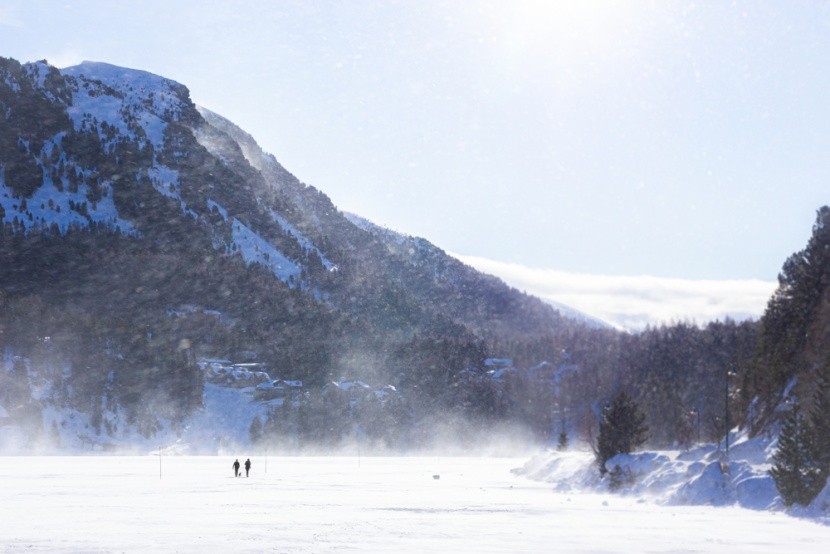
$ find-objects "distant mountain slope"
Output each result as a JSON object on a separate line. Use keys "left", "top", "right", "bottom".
{"left": 343, "top": 212, "right": 573, "bottom": 340}
{"left": 543, "top": 299, "right": 617, "bottom": 331}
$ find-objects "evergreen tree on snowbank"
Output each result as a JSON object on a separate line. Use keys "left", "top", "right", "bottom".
{"left": 769, "top": 363, "right": 830, "bottom": 508}
{"left": 769, "top": 399, "right": 824, "bottom": 507}
{"left": 596, "top": 391, "right": 648, "bottom": 475}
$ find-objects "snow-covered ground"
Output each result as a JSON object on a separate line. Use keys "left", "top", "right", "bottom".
{"left": 1, "top": 455, "right": 829, "bottom": 553}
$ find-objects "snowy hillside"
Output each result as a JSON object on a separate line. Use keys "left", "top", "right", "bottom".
{"left": 61, "top": 61, "right": 186, "bottom": 151}
{"left": 4, "top": 55, "right": 602, "bottom": 454}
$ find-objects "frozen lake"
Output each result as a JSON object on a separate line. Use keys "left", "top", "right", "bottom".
{"left": 1, "top": 456, "right": 828, "bottom": 552}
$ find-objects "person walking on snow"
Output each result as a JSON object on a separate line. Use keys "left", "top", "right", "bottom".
{"left": 244, "top": 458, "right": 251, "bottom": 477}
{"left": 233, "top": 459, "right": 240, "bottom": 477}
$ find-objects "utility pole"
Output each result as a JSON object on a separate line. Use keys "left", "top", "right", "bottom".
{"left": 724, "top": 367, "right": 735, "bottom": 456}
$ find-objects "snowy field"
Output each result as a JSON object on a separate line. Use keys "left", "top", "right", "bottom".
{"left": 1, "top": 456, "right": 829, "bottom": 553}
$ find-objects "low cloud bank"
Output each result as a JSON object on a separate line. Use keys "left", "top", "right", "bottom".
{"left": 455, "top": 254, "right": 778, "bottom": 331}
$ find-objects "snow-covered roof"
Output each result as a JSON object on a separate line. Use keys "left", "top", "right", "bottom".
{"left": 198, "top": 358, "right": 232, "bottom": 367}
{"left": 527, "top": 361, "right": 553, "bottom": 373}
{"left": 489, "top": 367, "right": 515, "bottom": 380}
{"left": 484, "top": 358, "right": 513, "bottom": 368}
{"left": 329, "top": 380, "right": 372, "bottom": 392}
{"left": 373, "top": 385, "right": 399, "bottom": 400}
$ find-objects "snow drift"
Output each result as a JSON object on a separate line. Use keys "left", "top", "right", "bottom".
{"left": 516, "top": 432, "right": 830, "bottom": 526}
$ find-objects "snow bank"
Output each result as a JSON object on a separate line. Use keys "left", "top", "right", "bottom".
{"left": 791, "top": 479, "right": 830, "bottom": 525}
{"left": 517, "top": 432, "right": 829, "bottom": 525}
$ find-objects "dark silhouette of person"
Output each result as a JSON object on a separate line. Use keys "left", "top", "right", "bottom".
{"left": 244, "top": 458, "right": 251, "bottom": 477}
{"left": 233, "top": 459, "right": 240, "bottom": 477}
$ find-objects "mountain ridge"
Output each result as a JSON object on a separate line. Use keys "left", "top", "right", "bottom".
{"left": 1, "top": 56, "right": 591, "bottom": 449}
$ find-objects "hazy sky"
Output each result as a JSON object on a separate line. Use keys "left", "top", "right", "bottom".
{"left": 2, "top": 0, "right": 828, "bottom": 328}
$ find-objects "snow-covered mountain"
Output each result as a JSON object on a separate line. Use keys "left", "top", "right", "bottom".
{"left": 543, "top": 298, "right": 618, "bottom": 331}
{"left": 1, "top": 57, "right": 600, "bottom": 451}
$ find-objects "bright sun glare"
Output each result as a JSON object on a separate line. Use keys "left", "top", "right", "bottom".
{"left": 482, "top": 0, "right": 646, "bottom": 84}
{"left": 500, "top": 1, "right": 628, "bottom": 48}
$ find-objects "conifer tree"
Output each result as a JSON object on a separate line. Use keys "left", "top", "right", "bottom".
{"left": 809, "top": 362, "right": 830, "bottom": 481}
{"left": 557, "top": 429, "right": 569, "bottom": 451}
{"left": 248, "top": 416, "right": 263, "bottom": 445}
{"left": 769, "top": 400, "right": 824, "bottom": 506}
{"left": 752, "top": 207, "right": 830, "bottom": 425}
{"left": 596, "top": 391, "right": 648, "bottom": 474}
